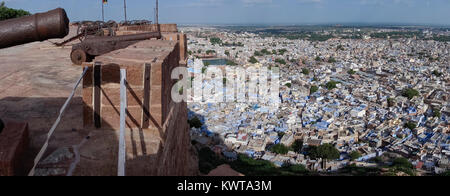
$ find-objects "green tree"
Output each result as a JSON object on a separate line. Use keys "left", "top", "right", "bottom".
{"left": 224, "top": 50, "right": 230, "bottom": 56}
{"left": 404, "top": 122, "right": 417, "bottom": 130}
{"left": 249, "top": 56, "right": 258, "bottom": 64}
{"left": 328, "top": 57, "right": 337, "bottom": 63}
{"left": 284, "top": 83, "right": 291, "bottom": 88}
{"left": 188, "top": 116, "right": 202, "bottom": 129}
{"left": 254, "top": 50, "right": 263, "bottom": 56}
{"left": 301, "top": 68, "right": 310, "bottom": 75}
{"left": 275, "top": 58, "right": 286, "bottom": 65}
{"left": 290, "top": 140, "right": 303, "bottom": 153}
{"left": 349, "top": 151, "right": 362, "bottom": 161}
{"left": 392, "top": 157, "right": 413, "bottom": 169}
{"left": 325, "top": 81, "right": 340, "bottom": 90}
{"left": 210, "top": 37, "right": 222, "bottom": 45}
{"left": 271, "top": 144, "right": 290, "bottom": 155}
{"left": 310, "top": 86, "right": 319, "bottom": 94}
{"left": 226, "top": 60, "right": 237, "bottom": 66}
{"left": 278, "top": 49, "right": 287, "bottom": 55}
{"left": 387, "top": 97, "right": 396, "bottom": 107}
{"left": 198, "top": 147, "right": 225, "bottom": 174}
{"left": 402, "top": 88, "right": 420, "bottom": 100}
{"left": 432, "top": 70, "right": 443, "bottom": 77}
{"left": 261, "top": 49, "right": 271, "bottom": 55}
{"left": 315, "top": 56, "right": 322, "bottom": 62}
{"left": 0, "top": 3, "right": 31, "bottom": 21}
{"left": 307, "top": 144, "right": 340, "bottom": 160}
{"left": 433, "top": 109, "right": 441, "bottom": 118}
{"left": 348, "top": 69, "right": 356, "bottom": 75}
{"left": 440, "top": 170, "right": 450, "bottom": 176}
{"left": 206, "top": 50, "right": 216, "bottom": 55}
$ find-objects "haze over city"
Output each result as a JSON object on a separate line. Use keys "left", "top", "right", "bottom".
{"left": 3, "top": 0, "right": 450, "bottom": 25}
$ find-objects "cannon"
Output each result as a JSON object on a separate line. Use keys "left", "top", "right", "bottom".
{"left": 0, "top": 8, "right": 69, "bottom": 133}
{"left": 70, "top": 31, "right": 162, "bottom": 65}
{"left": 0, "top": 8, "right": 70, "bottom": 49}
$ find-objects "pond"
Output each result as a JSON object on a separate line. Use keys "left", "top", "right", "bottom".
{"left": 202, "top": 58, "right": 235, "bottom": 66}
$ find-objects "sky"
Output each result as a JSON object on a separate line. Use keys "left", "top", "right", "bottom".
{"left": 3, "top": 0, "right": 450, "bottom": 25}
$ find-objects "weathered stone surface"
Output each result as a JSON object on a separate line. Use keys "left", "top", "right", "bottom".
{"left": 0, "top": 120, "right": 29, "bottom": 176}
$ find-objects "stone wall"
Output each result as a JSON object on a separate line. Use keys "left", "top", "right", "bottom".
{"left": 81, "top": 39, "right": 197, "bottom": 176}
{"left": 0, "top": 120, "right": 28, "bottom": 176}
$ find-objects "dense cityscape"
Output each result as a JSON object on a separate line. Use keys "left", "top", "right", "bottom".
{"left": 182, "top": 25, "right": 450, "bottom": 176}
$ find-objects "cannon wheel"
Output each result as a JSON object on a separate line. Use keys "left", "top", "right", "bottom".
{"left": 71, "top": 49, "right": 87, "bottom": 65}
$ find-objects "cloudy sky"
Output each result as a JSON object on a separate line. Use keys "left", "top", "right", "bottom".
{"left": 3, "top": 0, "right": 450, "bottom": 25}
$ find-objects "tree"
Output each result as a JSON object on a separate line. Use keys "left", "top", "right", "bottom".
{"left": 198, "top": 147, "right": 225, "bottom": 174}
{"left": 254, "top": 50, "right": 263, "bottom": 56}
{"left": 226, "top": 60, "right": 237, "bottom": 66}
{"left": 261, "top": 49, "right": 271, "bottom": 55}
{"left": 0, "top": 3, "right": 31, "bottom": 21}
{"left": 402, "top": 88, "right": 419, "bottom": 100}
{"left": 315, "top": 56, "right": 322, "bottom": 62}
{"left": 432, "top": 70, "right": 443, "bottom": 77}
{"left": 349, "top": 151, "right": 362, "bottom": 161}
{"left": 347, "top": 69, "right": 356, "bottom": 75}
{"left": 278, "top": 49, "right": 287, "bottom": 55}
{"left": 206, "top": 50, "right": 216, "bottom": 55}
{"left": 392, "top": 157, "right": 413, "bottom": 169}
{"left": 307, "top": 144, "right": 340, "bottom": 160}
{"left": 284, "top": 83, "right": 292, "bottom": 88}
{"left": 328, "top": 57, "right": 337, "bottom": 63}
{"left": 301, "top": 68, "right": 310, "bottom": 75}
{"left": 325, "top": 81, "right": 340, "bottom": 90}
{"left": 290, "top": 140, "right": 303, "bottom": 153}
{"left": 224, "top": 50, "right": 230, "bottom": 57}
{"left": 271, "top": 144, "right": 290, "bottom": 155}
{"left": 387, "top": 97, "right": 396, "bottom": 107}
{"left": 433, "top": 109, "right": 441, "bottom": 118}
{"left": 275, "top": 58, "right": 286, "bottom": 65}
{"left": 248, "top": 56, "right": 258, "bottom": 64}
{"left": 404, "top": 122, "right": 417, "bottom": 130}
{"left": 310, "top": 86, "right": 318, "bottom": 94}
{"left": 210, "top": 37, "right": 222, "bottom": 45}
{"left": 188, "top": 116, "right": 203, "bottom": 129}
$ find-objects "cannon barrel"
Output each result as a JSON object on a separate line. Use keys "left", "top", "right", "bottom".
{"left": 71, "top": 32, "right": 162, "bottom": 65}
{"left": 0, "top": 8, "right": 70, "bottom": 49}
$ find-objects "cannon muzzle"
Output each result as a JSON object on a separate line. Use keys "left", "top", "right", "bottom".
{"left": 0, "top": 8, "right": 70, "bottom": 49}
